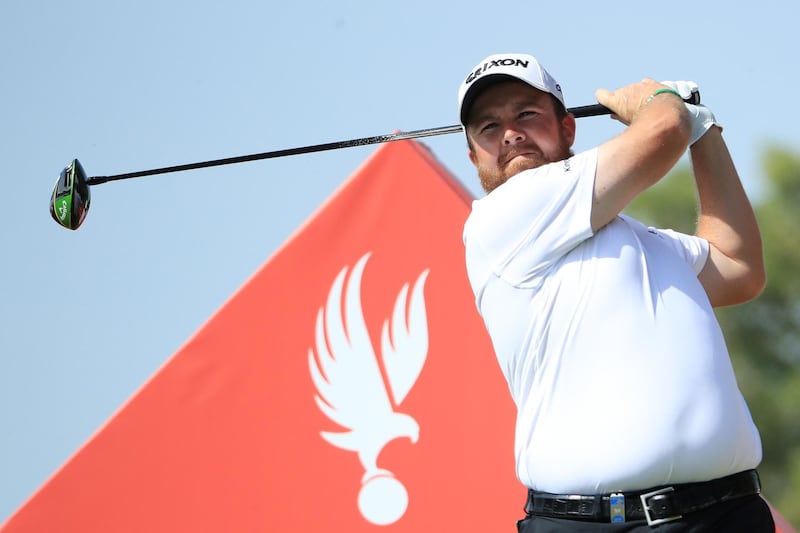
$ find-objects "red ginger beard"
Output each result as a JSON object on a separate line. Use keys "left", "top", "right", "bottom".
{"left": 474, "top": 133, "right": 575, "bottom": 194}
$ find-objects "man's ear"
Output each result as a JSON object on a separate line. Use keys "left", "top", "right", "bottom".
{"left": 563, "top": 113, "right": 577, "bottom": 146}
{"left": 468, "top": 149, "right": 478, "bottom": 166}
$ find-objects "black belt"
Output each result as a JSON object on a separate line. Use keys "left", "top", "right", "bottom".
{"left": 525, "top": 470, "right": 761, "bottom": 526}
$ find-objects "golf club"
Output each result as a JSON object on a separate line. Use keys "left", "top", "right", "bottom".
{"left": 50, "top": 94, "right": 700, "bottom": 231}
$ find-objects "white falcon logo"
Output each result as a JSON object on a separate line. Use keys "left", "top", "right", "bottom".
{"left": 309, "top": 252, "right": 430, "bottom": 526}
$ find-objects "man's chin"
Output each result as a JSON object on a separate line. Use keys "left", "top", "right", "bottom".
{"left": 478, "top": 156, "right": 548, "bottom": 193}
{"left": 505, "top": 155, "right": 544, "bottom": 176}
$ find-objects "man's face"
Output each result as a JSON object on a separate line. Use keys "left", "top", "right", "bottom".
{"left": 465, "top": 80, "right": 576, "bottom": 193}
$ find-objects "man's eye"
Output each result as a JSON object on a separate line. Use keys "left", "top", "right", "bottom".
{"left": 479, "top": 123, "right": 497, "bottom": 134}
{"left": 519, "top": 110, "right": 537, "bottom": 119}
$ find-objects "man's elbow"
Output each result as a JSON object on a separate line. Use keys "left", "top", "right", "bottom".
{"left": 719, "top": 264, "right": 767, "bottom": 307}
{"left": 743, "top": 245, "right": 767, "bottom": 300}
{"left": 743, "top": 262, "right": 767, "bottom": 301}
{"left": 704, "top": 250, "right": 767, "bottom": 307}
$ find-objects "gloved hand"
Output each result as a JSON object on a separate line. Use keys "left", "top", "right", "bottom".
{"left": 661, "top": 80, "right": 719, "bottom": 145}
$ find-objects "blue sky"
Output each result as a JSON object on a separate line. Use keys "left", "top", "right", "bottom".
{"left": 2, "top": 0, "right": 798, "bottom": 523}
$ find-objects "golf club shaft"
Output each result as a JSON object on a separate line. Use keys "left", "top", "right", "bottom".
{"left": 86, "top": 103, "right": 612, "bottom": 185}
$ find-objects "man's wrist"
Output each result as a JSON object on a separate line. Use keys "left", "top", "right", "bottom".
{"left": 645, "top": 88, "right": 683, "bottom": 105}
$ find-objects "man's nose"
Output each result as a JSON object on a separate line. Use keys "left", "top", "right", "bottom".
{"left": 503, "top": 127, "right": 526, "bottom": 145}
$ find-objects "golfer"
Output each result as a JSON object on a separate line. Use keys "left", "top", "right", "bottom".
{"left": 459, "top": 53, "right": 774, "bottom": 531}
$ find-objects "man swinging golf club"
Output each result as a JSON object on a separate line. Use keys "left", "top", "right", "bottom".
{"left": 459, "top": 53, "right": 774, "bottom": 531}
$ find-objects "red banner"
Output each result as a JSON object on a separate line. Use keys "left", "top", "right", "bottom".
{"left": 2, "top": 140, "right": 520, "bottom": 532}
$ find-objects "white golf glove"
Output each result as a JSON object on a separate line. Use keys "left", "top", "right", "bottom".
{"left": 661, "top": 80, "right": 719, "bottom": 145}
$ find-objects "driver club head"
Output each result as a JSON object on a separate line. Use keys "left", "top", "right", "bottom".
{"left": 50, "top": 159, "right": 90, "bottom": 230}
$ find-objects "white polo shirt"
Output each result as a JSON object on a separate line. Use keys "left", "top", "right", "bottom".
{"left": 463, "top": 148, "right": 762, "bottom": 494}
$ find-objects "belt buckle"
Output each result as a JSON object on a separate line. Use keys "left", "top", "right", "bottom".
{"left": 609, "top": 493, "right": 625, "bottom": 523}
{"left": 639, "top": 487, "right": 682, "bottom": 526}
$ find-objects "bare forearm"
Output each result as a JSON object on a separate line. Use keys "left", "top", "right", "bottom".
{"left": 692, "top": 127, "right": 765, "bottom": 304}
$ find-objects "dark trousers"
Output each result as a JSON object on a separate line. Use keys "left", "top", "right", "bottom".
{"left": 516, "top": 494, "right": 775, "bottom": 532}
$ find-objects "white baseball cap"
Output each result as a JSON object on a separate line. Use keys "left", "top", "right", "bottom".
{"left": 457, "top": 53, "right": 565, "bottom": 126}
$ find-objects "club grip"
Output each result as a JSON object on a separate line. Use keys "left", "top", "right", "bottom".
{"left": 569, "top": 90, "right": 701, "bottom": 119}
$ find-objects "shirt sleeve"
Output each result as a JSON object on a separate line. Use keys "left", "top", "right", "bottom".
{"left": 648, "top": 226, "right": 710, "bottom": 274}
{"left": 464, "top": 148, "right": 598, "bottom": 289}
